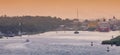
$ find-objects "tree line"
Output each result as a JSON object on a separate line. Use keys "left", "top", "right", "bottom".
{"left": 0, "top": 15, "right": 74, "bottom": 35}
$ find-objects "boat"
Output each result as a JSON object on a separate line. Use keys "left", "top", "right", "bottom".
{"left": 74, "top": 31, "right": 79, "bottom": 34}
{"left": 74, "top": 9, "right": 79, "bottom": 34}
{"left": 97, "top": 21, "right": 110, "bottom": 32}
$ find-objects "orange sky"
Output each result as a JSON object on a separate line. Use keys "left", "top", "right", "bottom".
{"left": 0, "top": 0, "right": 120, "bottom": 19}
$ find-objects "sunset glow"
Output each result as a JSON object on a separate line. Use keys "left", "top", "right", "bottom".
{"left": 0, "top": 0, "right": 120, "bottom": 19}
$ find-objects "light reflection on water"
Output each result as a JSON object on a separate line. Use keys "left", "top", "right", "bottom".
{"left": 40, "top": 31, "right": 119, "bottom": 41}
{"left": 0, "top": 31, "right": 120, "bottom": 55}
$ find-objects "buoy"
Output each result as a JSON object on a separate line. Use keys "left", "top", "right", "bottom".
{"left": 106, "top": 47, "right": 110, "bottom": 52}
{"left": 91, "top": 42, "right": 93, "bottom": 46}
{"left": 107, "top": 49, "right": 110, "bottom": 52}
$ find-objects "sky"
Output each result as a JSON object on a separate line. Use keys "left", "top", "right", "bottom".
{"left": 0, "top": 0, "right": 120, "bottom": 19}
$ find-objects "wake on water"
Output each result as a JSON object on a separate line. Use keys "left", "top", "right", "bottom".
{"left": 4, "top": 41, "right": 31, "bottom": 50}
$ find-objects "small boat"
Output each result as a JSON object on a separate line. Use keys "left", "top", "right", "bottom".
{"left": 74, "top": 31, "right": 79, "bottom": 34}
{"left": 26, "top": 39, "right": 30, "bottom": 42}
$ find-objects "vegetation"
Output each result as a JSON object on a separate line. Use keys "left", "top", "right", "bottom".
{"left": 0, "top": 36, "right": 3, "bottom": 38}
{"left": 87, "top": 27, "right": 96, "bottom": 31}
{"left": 102, "top": 36, "right": 120, "bottom": 46}
{"left": 0, "top": 15, "right": 74, "bottom": 36}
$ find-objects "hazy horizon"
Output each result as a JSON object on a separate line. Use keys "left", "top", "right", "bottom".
{"left": 0, "top": 0, "right": 120, "bottom": 19}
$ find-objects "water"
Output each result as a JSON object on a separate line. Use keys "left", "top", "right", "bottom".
{"left": 0, "top": 31, "right": 120, "bottom": 55}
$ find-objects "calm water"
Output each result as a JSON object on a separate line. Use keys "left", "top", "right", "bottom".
{"left": 0, "top": 31, "right": 120, "bottom": 55}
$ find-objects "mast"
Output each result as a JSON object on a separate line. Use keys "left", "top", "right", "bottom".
{"left": 77, "top": 9, "right": 79, "bottom": 19}
{"left": 74, "top": 9, "right": 79, "bottom": 34}
{"left": 76, "top": 9, "right": 79, "bottom": 31}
